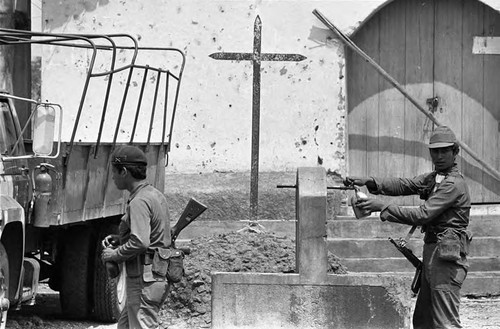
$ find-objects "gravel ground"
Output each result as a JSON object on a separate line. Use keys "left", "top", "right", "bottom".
{"left": 6, "top": 231, "right": 500, "bottom": 329}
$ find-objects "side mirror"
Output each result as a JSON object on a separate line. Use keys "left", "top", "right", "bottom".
{"left": 32, "top": 105, "right": 57, "bottom": 156}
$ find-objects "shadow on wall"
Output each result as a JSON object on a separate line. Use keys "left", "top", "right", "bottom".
{"left": 349, "top": 133, "right": 500, "bottom": 196}
{"left": 43, "top": 0, "right": 110, "bottom": 31}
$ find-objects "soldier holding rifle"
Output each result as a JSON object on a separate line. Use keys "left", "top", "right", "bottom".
{"left": 344, "top": 126, "right": 472, "bottom": 329}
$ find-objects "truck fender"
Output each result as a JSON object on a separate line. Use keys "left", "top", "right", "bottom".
{"left": 0, "top": 195, "right": 25, "bottom": 303}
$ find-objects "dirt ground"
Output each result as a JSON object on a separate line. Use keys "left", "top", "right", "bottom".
{"left": 6, "top": 231, "right": 500, "bottom": 329}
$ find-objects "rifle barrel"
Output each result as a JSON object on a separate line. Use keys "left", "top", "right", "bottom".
{"left": 389, "top": 237, "right": 422, "bottom": 268}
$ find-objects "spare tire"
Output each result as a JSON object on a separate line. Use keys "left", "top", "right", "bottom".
{"left": 91, "top": 221, "right": 123, "bottom": 322}
{"left": 59, "top": 225, "right": 92, "bottom": 319}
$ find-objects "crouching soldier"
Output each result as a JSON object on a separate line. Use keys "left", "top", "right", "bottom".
{"left": 344, "top": 126, "right": 472, "bottom": 329}
{"left": 101, "top": 145, "right": 171, "bottom": 329}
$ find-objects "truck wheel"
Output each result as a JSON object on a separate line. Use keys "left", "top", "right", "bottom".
{"left": 91, "top": 222, "right": 123, "bottom": 322}
{"left": 0, "top": 243, "right": 9, "bottom": 329}
{"left": 59, "top": 226, "right": 92, "bottom": 319}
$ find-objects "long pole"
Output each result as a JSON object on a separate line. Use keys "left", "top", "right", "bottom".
{"left": 313, "top": 9, "right": 500, "bottom": 182}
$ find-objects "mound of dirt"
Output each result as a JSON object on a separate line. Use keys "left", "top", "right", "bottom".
{"left": 160, "top": 230, "right": 348, "bottom": 328}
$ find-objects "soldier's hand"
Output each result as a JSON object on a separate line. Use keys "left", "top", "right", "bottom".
{"left": 355, "top": 198, "right": 387, "bottom": 212}
{"left": 102, "top": 234, "right": 120, "bottom": 249}
{"left": 101, "top": 247, "right": 117, "bottom": 263}
{"left": 343, "top": 176, "right": 373, "bottom": 187}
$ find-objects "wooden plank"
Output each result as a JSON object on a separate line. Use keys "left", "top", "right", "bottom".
{"left": 482, "top": 5, "right": 500, "bottom": 201}
{"left": 346, "top": 46, "right": 367, "bottom": 179}
{"left": 473, "top": 37, "right": 500, "bottom": 54}
{"left": 433, "top": 0, "right": 464, "bottom": 162}
{"left": 83, "top": 145, "right": 109, "bottom": 212}
{"left": 377, "top": 0, "right": 407, "bottom": 204}
{"left": 348, "top": 14, "right": 381, "bottom": 180}
{"left": 461, "top": 0, "right": 485, "bottom": 201}
{"left": 64, "top": 145, "right": 91, "bottom": 213}
{"left": 404, "top": 0, "right": 435, "bottom": 205}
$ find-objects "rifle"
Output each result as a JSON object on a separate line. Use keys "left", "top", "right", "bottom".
{"left": 104, "top": 198, "right": 207, "bottom": 278}
{"left": 171, "top": 198, "right": 207, "bottom": 249}
{"left": 389, "top": 237, "right": 423, "bottom": 294}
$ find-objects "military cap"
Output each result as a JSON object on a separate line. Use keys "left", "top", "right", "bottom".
{"left": 111, "top": 145, "right": 148, "bottom": 165}
{"left": 428, "top": 126, "right": 457, "bottom": 149}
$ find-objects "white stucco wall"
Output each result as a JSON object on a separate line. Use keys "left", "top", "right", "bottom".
{"left": 39, "top": 0, "right": 379, "bottom": 175}
{"left": 40, "top": 0, "right": 500, "bottom": 175}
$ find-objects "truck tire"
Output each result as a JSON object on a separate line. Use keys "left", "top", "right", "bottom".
{"left": 91, "top": 222, "right": 123, "bottom": 322}
{"left": 0, "top": 243, "right": 9, "bottom": 329}
{"left": 59, "top": 226, "right": 92, "bottom": 319}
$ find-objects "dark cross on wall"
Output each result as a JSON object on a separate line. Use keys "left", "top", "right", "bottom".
{"left": 210, "top": 15, "right": 307, "bottom": 221}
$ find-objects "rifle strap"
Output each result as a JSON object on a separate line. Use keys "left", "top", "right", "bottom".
{"left": 404, "top": 225, "right": 418, "bottom": 243}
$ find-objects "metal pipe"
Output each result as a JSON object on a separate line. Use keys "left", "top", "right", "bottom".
{"left": 313, "top": 9, "right": 500, "bottom": 182}
{"left": 147, "top": 71, "right": 162, "bottom": 146}
{"left": 277, "top": 184, "right": 354, "bottom": 190}
{"left": 130, "top": 66, "right": 149, "bottom": 143}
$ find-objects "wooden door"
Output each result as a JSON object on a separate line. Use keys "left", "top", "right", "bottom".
{"left": 347, "top": 0, "right": 500, "bottom": 204}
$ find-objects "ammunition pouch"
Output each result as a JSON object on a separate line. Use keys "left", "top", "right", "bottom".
{"left": 436, "top": 228, "right": 472, "bottom": 262}
{"left": 151, "top": 248, "right": 185, "bottom": 283}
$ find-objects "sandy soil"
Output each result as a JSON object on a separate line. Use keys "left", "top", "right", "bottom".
{"left": 6, "top": 231, "right": 500, "bottom": 328}
{"left": 7, "top": 290, "right": 500, "bottom": 329}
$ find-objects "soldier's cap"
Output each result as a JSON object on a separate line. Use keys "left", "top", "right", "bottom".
{"left": 111, "top": 145, "right": 147, "bottom": 166}
{"left": 428, "top": 126, "right": 457, "bottom": 149}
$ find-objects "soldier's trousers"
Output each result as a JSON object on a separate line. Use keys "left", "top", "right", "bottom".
{"left": 413, "top": 243, "right": 468, "bottom": 329}
{"left": 117, "top": 274, "right": 170, "bottom": 329}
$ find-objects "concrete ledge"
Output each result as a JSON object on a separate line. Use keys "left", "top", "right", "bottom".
{"left": 369, "top": 272, "right": 500, "bottom": 296}
{"left": 164, "top": 171, "right": 345, "bottom": 221}
{"left": 211, "top": 272, "right": 412, "bottom": 329}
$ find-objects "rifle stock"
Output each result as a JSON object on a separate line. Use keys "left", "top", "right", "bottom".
{"left": 389, "top": 237, "right": 423, "bottom": 294}
{"left": 171, "top": 198, "right": 207, "bottom": 244}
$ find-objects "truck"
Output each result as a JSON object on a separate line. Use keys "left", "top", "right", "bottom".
{"left": 0, "top": 28, "right": 186, "bottom": 326}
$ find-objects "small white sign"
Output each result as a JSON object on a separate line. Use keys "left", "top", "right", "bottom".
{"left": 473, "top": 36, "right": 500, "bottom": 54}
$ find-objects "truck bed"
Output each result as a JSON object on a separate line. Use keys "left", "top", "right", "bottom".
{"left": 27, "top": 142, "right": 167, "bottom": 227}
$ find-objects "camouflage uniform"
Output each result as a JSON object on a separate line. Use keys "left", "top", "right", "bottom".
{"left": 369, "top": 164, "right": 471, "bottom": 329}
